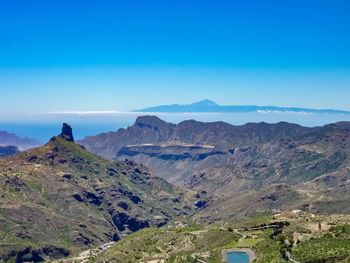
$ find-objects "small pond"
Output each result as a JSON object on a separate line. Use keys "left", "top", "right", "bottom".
{"left": 226, "top": 251, "right": 250, "bottom": 263}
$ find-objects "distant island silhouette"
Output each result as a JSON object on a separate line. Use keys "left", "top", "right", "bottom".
{"left": 135, "top": 99, "right": 350, "bottom": 114}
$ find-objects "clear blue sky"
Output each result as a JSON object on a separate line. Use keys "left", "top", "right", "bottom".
{"left": 0, "top": 0, "right": 350, "bottom": 113}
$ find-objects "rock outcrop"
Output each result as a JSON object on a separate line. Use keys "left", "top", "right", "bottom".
{"left": 59, "top": 123, "right": 74, "bottom": 142}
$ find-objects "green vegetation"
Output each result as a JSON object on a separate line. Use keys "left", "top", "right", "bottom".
{"left": 87, "top": 214, "right": 350, "bottom": 263}
{"left": 235, "top": 238, "right": 262, "bottom": 248}
{"left": 291, "top": 224, "right": 350, "bottom": 263}
{"left": 255, "top": 239, "right": 288, "bottom": 263}
{"left": 91, "top": 227, "right": 240, "bottom": 263}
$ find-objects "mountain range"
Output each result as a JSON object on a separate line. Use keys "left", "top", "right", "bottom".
{"left": 135, "top": 99, "right": 350, "bottom": 114}
{"left": 81, "top": 116, "right": 350, "bottom": 222}
{"left": 1, "top": 117, "right": 350, "bottom": 261}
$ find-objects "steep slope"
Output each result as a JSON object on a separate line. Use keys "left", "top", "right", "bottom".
{"left": 80, "top": 117, "right": 350, "bottom": 221}
{"left": 0, "top": 131, "right": 42, "bottom": 151}
{"left": 0, "top": 124, "right": 191, "bottom": 262}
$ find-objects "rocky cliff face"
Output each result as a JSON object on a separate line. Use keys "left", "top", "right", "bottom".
{"left": 80, "top": 116, "right": 176, "bottom": 158}
{"left": 80, "top": 116, "right": 350, "bottom": 221}
{"left": 0, "top": 124, "right": 192, "bottom": 262}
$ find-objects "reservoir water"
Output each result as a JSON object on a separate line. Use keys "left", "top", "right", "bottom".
{"left": 226, "top": 251, "right": 250, "bottom": 263}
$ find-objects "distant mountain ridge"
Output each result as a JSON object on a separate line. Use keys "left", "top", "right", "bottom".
{"left": 135, "top": 99, "right": 350, "bottom": 114}
{"left": 80, "top": 115, "right": 316, "bottom": 159}
{"left": 0, "top": 131, "right": 42, "bottom": 150}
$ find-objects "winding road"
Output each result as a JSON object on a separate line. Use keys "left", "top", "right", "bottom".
{"left": 233, "top": 229, "right": 247, "bottom": 241}
{"left": 52, "top": 242, "right": 116, "bottom": 263}
{"left": 286, "top": 251, "right": 301, "bottom": 263}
